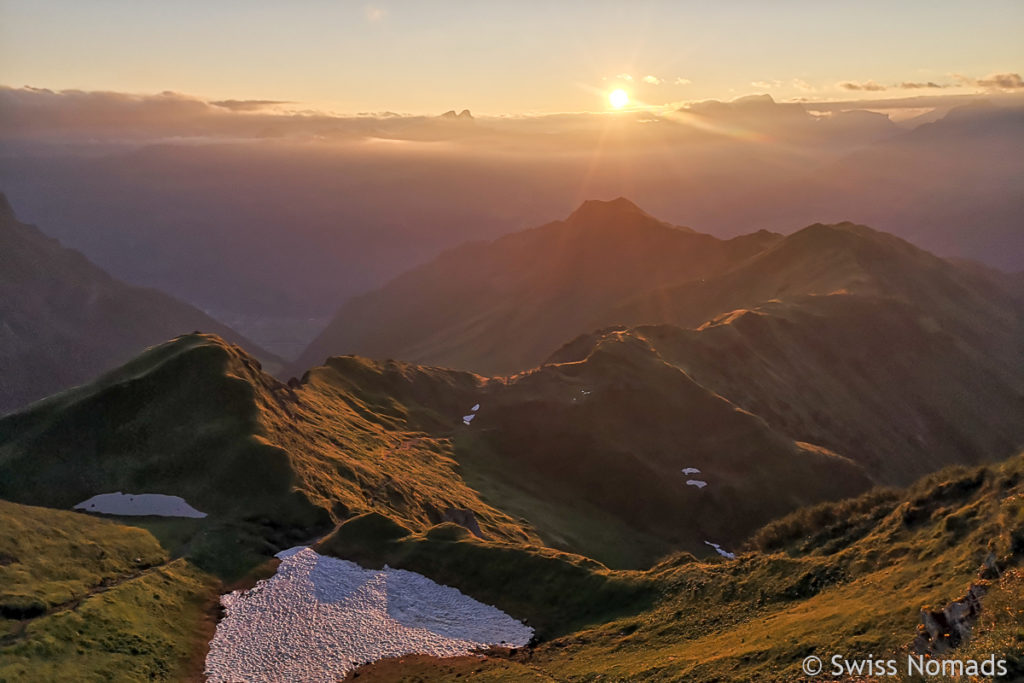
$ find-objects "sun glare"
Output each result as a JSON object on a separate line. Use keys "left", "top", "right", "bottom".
{"left": 608, "top": 89, "right": 629, "bottom": 109}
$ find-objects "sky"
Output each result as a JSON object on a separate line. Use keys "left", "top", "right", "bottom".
{"left": 1, "top": 0, "right": 1022, "bottom": 115}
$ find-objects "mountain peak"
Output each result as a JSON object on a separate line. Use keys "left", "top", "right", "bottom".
{"left": 566, "top": 197, "right": 648, "bottom": 222}
{"left": 440, "top": 109, "right": 474, "bottom": 120}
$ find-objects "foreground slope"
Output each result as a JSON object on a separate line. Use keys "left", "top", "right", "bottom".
{"left": 0, "top": 499, "right": 216, "bottom": 681}
{"left": 0, "top": 193, "right": 280, "bottom": 415}
{"left": 347, "top": 452, "right": 1024, "bottom": 681}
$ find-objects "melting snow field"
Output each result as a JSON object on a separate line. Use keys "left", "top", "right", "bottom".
{"left": 204, "top": 547, "right": 533, "bottom": 682}
{"left": 73, "top": 492, "right": 207, "bottom": 518}
{"left": 704, "top": 541, "right": 736, "bottom": 560}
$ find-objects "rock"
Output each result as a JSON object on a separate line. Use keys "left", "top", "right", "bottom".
{"left": 912, "top": 583, "right": 986, "bottom": 654}
{"left": 442, "top": 507, "right": 487, "bottom": 539}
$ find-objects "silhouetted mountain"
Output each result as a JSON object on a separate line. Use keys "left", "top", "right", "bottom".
{"left": 0, "top": 194, "right": 279, "bottom": 414}
{"left": 296, "top": 200, "right": 1022, "bottom": 379}
{"left": 294, "top": 198, "right": 781, "bottom": 375}
{"left": 679, "top": 94, "right": 899, "bottom": 147}
{"left": 440, "top": 109, "right": 474, "bottom": 120}
{"left": 752, "top": 103, "right": 1024, "bottom": 270}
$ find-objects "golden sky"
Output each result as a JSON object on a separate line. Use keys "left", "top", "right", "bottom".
{"left": 1, "top": 1, "right": 1022, "bottom": 114}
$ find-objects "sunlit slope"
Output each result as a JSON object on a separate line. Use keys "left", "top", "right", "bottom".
{"left": 303, "top": 340, "right": 871, "bottom": 568}
{"left": 0, "top": 333, "right": 539, "bottom": 551}
{"left": 347, "top": 452, "right": 1024, "bottom": 682}
{"left": 553, "top": 295, "right": 1024, "bottom": 486}
{"left": 294, "top": 198, "right": 780, "bottom": 376}
{"left": 0, "top": 193, "right": 280, "bottom": 415}
{"left": 0, "top": 499, "right": 216, "bottom": 682}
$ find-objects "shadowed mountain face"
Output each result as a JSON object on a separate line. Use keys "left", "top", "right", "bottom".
{"left": 0, "top": 194, "right": 279, "bottom": 415}
{"left": 296, "top": 198, "right": 1024, "bottom": 379}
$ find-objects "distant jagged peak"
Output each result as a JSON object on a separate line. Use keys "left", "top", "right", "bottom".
{"left": 440, "top": 109, "right": 474, "bottom": 121}
{"left": 680, "top": 93, "right": 808, "bottom": 119}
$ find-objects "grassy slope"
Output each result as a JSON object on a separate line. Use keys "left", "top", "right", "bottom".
{"left": 580, "top": 294, "right": 1024, "bottom": 486}
{"left": 0, "top": 500, "right": 217, "bottom": 682}
{"left": 301, "top": 339, "right": 870, "bottom": 568}
{"left": 0, "top": 334, "right": 330, "bottom": 579}
{"left": 0, "top": 333, "right": 542, "bottom": 575}
{"left": 346, "top": 452, "right": 1024, "bottom": 682}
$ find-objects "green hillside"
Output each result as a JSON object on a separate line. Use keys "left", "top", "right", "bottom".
{"left": 0, "top": 500, "right": 217, "bottom": 682}
{"left": 345, "top": 452, "right": 1024, "bottom": 681}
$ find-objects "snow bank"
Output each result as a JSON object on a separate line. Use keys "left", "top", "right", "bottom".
{"left": 73, "top": 492, "right": 206, "bottom": 518}
{"left": 205, "top": 547, "right": 533, "bottom": 682}
{"left": 704, "top": 541, "right": 736, "bottom": 559}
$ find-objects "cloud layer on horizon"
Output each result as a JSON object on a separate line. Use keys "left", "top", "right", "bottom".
{"left": 1, "top": 83, "right": 1021, "bottom": 151}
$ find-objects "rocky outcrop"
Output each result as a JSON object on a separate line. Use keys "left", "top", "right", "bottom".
{"left": 912, "top": 584, "right": 986, "bottom": 654}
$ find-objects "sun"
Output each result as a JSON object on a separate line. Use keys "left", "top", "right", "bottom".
{"left": 608, "top": 88, "right": 629, "bottom": 109}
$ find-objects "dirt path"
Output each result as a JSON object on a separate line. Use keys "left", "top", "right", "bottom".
{"left": 0, "top": 558, "right": 176, "bottom": 646}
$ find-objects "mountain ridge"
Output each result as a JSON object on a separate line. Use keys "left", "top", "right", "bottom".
{"left": 294, "top": 200, "right": 1021, "bottom": 379}
{"left": 0, "top": 193, "right": 281, "bottom": 415}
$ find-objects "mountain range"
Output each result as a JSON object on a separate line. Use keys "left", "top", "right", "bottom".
{"left": 1, "top": 196, "right": 1022, "bottom": 679}
{"left": 297, "top": 197, "right": 1024, "bottom": 380}
{"left": 3, "top": 97, "right": 1020, "bottom": 357}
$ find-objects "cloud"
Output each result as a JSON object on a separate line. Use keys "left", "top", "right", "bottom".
{"left": 210, "top": 99, "right": 291, "bottom": 111}
{"left": 976, "top": 72, "right": 1024, "bottom": 90}
{"left": 642, "top": 75, "right": 662, "bottom": 85}
{"left": 674, "top": 77, "right": 691, "bottom": 86}
{"left": 838, "top": 80, "right": 887, "bottom": 92}
{"left": 791, "top": 78, "right": 815, "bottom": 92}
{"left": 751, "top": 80, "right": 781, "bottom": 89}
{"left": 615, "top": 73, "right": 633, "bottom": 82}
{"left": 898, "top": 82, "right": 947, "bottom": 90}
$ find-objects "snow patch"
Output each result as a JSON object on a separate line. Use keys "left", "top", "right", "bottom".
{"left": 73, "top": 492, "right": 206, "bottom": 518}
{"left": 462, "top": 413, "right": 476, "bottom": 425}
{"left": 704, "top": 541, "right": 735, "bottom": 560}
{"left": 471, "top": 404, "right": 480, "bottom": 412}
{"left": 205, "top": 547, "right": 533, "bottom": 682}
{"left": 686, "top": 480, "right": 708, "bottom": 489}
{"left": 681, "top": 467, "right": 701, "bottom": 475}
